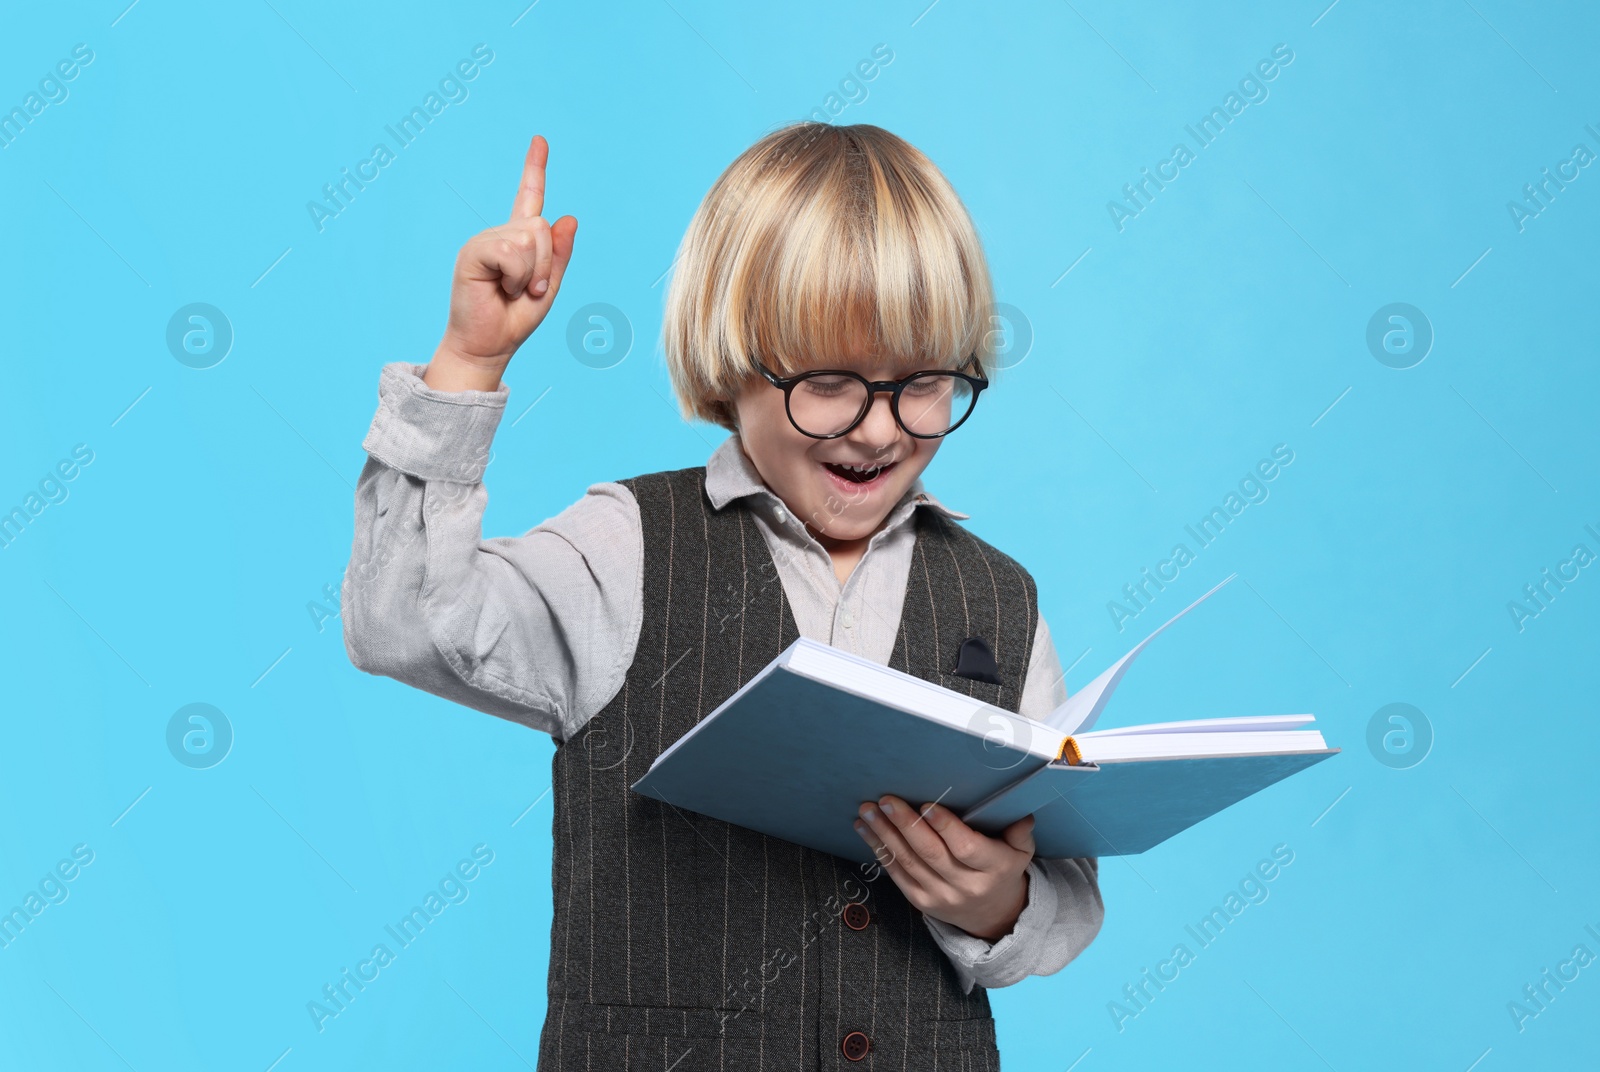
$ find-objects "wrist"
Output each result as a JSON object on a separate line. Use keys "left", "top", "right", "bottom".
{"left": 964, "top": 870, "right": 1030, "bottom": 943}
{"left": 424, "top": 345, "right": 508, "bottom": 393}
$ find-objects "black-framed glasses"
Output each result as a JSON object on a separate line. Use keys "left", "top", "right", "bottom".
{"left": 753, "top": 356, "right": 989, "bottom": 439}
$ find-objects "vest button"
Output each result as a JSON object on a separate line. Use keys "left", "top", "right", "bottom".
{"left": 840, "top": 1031, "right": 871, "bottom": 1061}
{"left": 842, "top": 901, "right": 871, "bottom": 930}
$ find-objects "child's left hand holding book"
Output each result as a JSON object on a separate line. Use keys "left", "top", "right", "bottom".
{"left": 854, "top": 793, "right": 1036, "bottom": 942}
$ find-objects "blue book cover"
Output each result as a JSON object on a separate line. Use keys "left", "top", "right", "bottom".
{"left": 631, "top": 576, "right": 1339, "bottom": 864}
{"left": 960, "top": 748, "right": 1337, "bottom": 858}
{"left": 630, "top": 637, "right": 1066, "bottom": 864}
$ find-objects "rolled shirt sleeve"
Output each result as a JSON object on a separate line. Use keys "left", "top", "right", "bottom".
{"left": 922, "top": 856, "right": 1104, "bottom": 994}
{"left": 921, "top": 613, "right": 1107, "bottom": 993}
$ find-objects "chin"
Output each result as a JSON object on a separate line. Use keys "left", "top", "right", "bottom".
{"left": 809, "top": 499, "right": 898, "bottom": 542}
{"left": 816, "top": 518, "right": 882, "bottom": 543}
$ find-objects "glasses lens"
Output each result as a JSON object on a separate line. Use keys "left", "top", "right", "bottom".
{"left": 789, "top": 373, "right": 869, "bottom": 436}
{"left": 897, "top": 373, "right": 973, "bottom": 436}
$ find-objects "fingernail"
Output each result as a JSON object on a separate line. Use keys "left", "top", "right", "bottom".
{"left": 853, "top": 820, "right": 866, "bottom": 834}
{"left": 863, "top": 805, "right": 880, "bottom": 822}
{"left": 533, "top": 279, "right": 549, "bottom": 296}
{"left": 880, "top": 800, "right": 896, "bottom": 816}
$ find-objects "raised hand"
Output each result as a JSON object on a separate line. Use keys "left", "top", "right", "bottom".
{"left": 427, "top": 135, "right": 578, "bottom": 391}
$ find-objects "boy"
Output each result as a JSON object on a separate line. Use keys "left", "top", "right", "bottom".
{"left": 344, "top": 124, "right": 1103, "bottom": 1070}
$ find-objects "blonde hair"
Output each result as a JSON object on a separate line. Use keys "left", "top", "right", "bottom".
{"left": 662, "top": 122, "right": 997, "bottom": 430}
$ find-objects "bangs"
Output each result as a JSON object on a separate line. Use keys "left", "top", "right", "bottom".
{"left": 743, "top": 143, "right": 985, "bottom": 376}
{"left": 663, "top": 123, "right": 995, "bottom": 428}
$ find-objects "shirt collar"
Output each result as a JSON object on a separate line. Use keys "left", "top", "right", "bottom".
{"left": 703, "top": 435, "right": 970, "bottom": 524}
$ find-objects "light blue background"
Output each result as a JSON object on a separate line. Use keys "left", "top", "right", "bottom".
{"left": 2, "top": 1, "right": 1596, "bottom": 1068}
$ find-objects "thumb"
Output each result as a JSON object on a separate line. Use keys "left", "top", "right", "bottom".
{"left": 1002, "top": 814, "right": 1036, "bottom": 856}
{"left": 543, "top": 215, "right": 578, "bottom": 299}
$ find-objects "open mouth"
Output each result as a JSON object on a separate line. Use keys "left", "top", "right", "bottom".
{"left": 822, "top": 460, "right": 897, "bottom": 486}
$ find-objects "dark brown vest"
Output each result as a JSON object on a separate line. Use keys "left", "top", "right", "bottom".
{"left": 536, "top": 466, "right": 1038, "bottom": 1071}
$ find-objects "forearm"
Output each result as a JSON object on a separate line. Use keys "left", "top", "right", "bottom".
{"left": 343, "top": 455, "right": 564, "bottom": 734}
{"left": 342, "top": 361, "right": 558, "bottom": 729}
{"left": 342, "top": 361, "right": 642, "bottom": 740}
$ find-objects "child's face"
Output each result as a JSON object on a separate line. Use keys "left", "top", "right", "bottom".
{"left": 731, "top": 341, "right": 944, "bottom": 549}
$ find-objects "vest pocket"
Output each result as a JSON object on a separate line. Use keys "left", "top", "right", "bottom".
{"left": 918, "top": 1013, "right": 999, "bottom": 1060}
{"left": 575, "top": 1001, "right": 764, "bottom": 1040}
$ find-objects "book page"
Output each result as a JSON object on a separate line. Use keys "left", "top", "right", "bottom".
{"left": 1076, "top": 714, "right": 1317, "bottom": 737}
{"left": 1043, "top": 573, "right": 1237, "bottom": 735}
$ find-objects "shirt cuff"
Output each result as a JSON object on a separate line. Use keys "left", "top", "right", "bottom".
{"left": 361, "top": 361, "right": 509, "bottom": 483}
{"left": 922, "top": 859, "right": 1059, "bottom": 993}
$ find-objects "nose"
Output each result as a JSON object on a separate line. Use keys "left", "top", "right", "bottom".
{"left": 848, "top": 389, "right": 901, "bottom": 449}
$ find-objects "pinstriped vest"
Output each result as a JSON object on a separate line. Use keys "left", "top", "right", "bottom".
{"left": 536, "top": 467, "right": 1038, "bottom": 1072}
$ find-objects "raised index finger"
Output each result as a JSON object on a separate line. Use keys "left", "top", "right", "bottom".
{"left": 509, "top": 135, "right": 548, "bottom": 221}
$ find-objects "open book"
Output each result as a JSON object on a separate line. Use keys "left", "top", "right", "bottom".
{"left": 630, "top": 575, "right": 1338, "bottom": 863}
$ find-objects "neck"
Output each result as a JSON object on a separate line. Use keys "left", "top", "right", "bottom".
{"left": 809, "top": 523, "right": 875, "bottom": 587}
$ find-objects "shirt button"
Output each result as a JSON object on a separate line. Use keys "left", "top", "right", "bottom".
{"left": 773, "top": 507, "right": 788, "bottom": 524}
{"left": 843, "top": 902, "right": 871, "bottom": 930}
{"left": 840, "top": 1031, "right": 871, "bottom": 1062}
{"left": 840, "top": 607, "right": 855, "bottom": 629}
